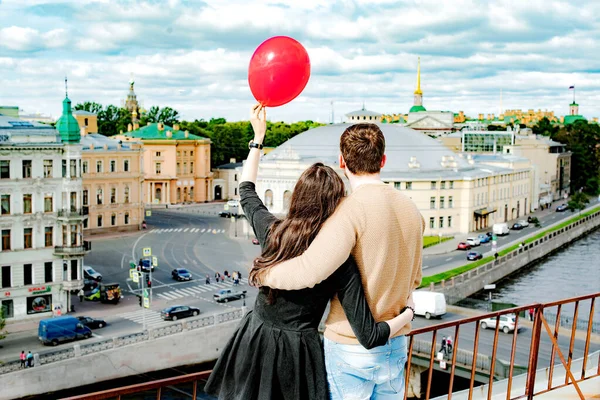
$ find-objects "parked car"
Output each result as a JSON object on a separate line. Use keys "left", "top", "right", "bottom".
{"left": 457, "top": 242, "right": 471, "bottom": 250}
{"left": 99, "top": 283, "right": 122, "bottom": 304}
{"left": 556, "top": 204, "right": 568, "bottom": 212}
{"left": 511, "top": 223, "right": 524, "bottom": 230}
{"left": 227, "top": 200, "right": 240, "bottom": 208}
{"left": 77, "top": 316, "right": 107, "bottom": 329}
{"left": 83, "top": 279, "right": 99, "bottom": 291}
{"left": 160, "top": 305, "right": 200, "bottom": 321}
{"left": 485, "top": 232, "right": 494, "bottom": 238}
{"left": 252, "top": 238, "right": 260, "bottom": 245}
{"left": 214, "top": 288, "right": 247, "bottom": 303}
{"left": 493, "top": 223, "right": 510, "bottom": 236}
{"left": 412, "top": 291, "right": 446, "bottom": 320}
{"left": 83, "top": 266, "right": 102, "bottom": 281}
{"left": 467, "top": 251, "right": 483, "bottom": 261}
{"left": 172, "top": 268, "right": 192, "bottom": 281}
{"left": 39, "top": 316, "right": 92, "bottom": 346}
{"left": 219, "top": 211, "right": 232, "bottom": 218}
{"left": 517, "top": 219, "right": 529, "bottom": 227}
{"left": 478, "top": 234, "right": 491, "bottom": 244}
{"left": 84, "top": 287, "right": 100, "bottom": 301}
{"left": 466, "top": 237, "right": 481, "bottom": 247}
{"left": 480, "top": 315, "right": 521, "bottom": 334}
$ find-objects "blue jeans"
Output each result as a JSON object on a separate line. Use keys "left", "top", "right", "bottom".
{"left": 324, "top": 336, "right": 408, "bottom": 400}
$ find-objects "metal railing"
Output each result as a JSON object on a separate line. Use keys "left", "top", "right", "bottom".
{"left": 53, "top": 293, "right": 599, "bottom": 400}
{"left": 57, "top": 208, "right": 88, "bottom": 218}
{"left": 53, "top": 245, "right": 86, "bottom": 255}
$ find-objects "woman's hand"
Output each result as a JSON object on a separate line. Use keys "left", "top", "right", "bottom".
{"left": 250, "top": 103, "right": 267, "bottom": 144}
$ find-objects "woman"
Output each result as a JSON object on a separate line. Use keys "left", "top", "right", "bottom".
{"left": 204, "top": 105, "right": 415, "bottom": 400}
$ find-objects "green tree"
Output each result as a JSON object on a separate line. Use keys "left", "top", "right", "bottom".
{"left": 567, "top": 191, "right": 590, "bottom": 214}
{"left": 74, "top": 102, "right": 131, "bottom": 136}
{"left": 532, "top": 117, "right": 559, "bottom": 137}
{"left": 73, "top": 101, "right": 103, "bottom": 114}
{"left": 140, "top": 106, "right": 180, "bottom": 127}
{"left": 0, "top": 308, "right": 6, "bottom": 342}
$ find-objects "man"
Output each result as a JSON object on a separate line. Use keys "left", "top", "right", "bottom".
{"left": 258, "top": 123, "right": 423, "bottom": 399}
{"left": 26, "top": 351, "right": 33, "bottom": 368}
{"left": 78, "top": 288, "right": 84, "bottom": 303}
{"left": 441, "top": 336, "right": 448, "bottom": 357}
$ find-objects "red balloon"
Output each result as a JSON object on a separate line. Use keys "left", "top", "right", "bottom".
{"left": 248, "top": 36, "right": 311, "bottom": 108}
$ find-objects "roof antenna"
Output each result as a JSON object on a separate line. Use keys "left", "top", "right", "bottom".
{"left": 65, "top": 76, "right": 68, "bottom": 97}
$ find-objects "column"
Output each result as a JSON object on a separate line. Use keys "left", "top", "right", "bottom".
{"left": 166, "top": 182, "right": 170, "bottom": 204}
{"left": 147, "top": 182, "right": 151, "bottom": 205}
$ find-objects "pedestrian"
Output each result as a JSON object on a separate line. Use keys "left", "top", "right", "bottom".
{"left": 446, "top": 336, "right": 453, "bottom": 355}
{"left": 237, "top": 271, "right": 242, "bottom": 281}
{"left": 224, "top": 270, "right": 229, "bottom": 279}
{"left": 494, "top": 252, "right": 499, "bottom": 261}
{"left": 206, "top": 275, "right": 211, "bottom": 285}
{"left": 78, "top": 288, "right": 84, "bottom": 303}
{"left": 26, "top": 351, "right": 33, "bottom": 368}
{"left": 232, "top": 271, "right": 238, "bottom": 285}
{"left": 528, "top": 308, "right": 534, "bottom": 321}
{"left": 441, "top": 336, "right": 448, "bottom": 356}
{"left": 20, "top": 351, "right": 26, "bottom": 369}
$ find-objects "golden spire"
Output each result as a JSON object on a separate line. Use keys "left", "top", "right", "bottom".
{"left": 414, "top": 57, "right": 422, "bottom": 95}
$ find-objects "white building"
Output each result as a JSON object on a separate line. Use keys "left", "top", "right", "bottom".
{"left": 0, "top": 96, "right": 87, "bottom": 321}
{"left": 254, "top": 123, "right": 532, "bottom": 234}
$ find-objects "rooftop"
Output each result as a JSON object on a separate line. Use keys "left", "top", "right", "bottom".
{"left": 118, "top": 123, "right": 207, "bottom": 141}
{"left": 73, "top": 110, "right": 97, "bottom": 116}
{"left": 345, "top": 109, "right": 382, "bottom": 117}
{"left": 215, "top": 162, "right": 243, "bottom": 170}
{"left": 81, "top": 133, "right": 136, "bottom": 152}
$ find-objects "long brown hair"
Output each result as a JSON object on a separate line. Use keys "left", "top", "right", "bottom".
{"left": 249, "top": 163, "right": 345, "bottom": 303}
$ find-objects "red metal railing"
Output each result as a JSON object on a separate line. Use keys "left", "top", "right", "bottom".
{"left": 63, "top": 292, "right": 599, "bottom": 400}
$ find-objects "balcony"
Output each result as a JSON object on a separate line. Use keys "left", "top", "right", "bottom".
{"left": 53, "top": 241, "right": 91, "bottom": 256}
{"left": 57, "top": 208, "right": 89, "bottom": 220}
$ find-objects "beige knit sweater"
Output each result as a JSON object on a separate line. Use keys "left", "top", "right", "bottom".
{"left": 259, "top": 182, "right": 424, "bottom": 345}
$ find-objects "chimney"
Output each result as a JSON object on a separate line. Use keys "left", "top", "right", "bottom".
{"left": 157, "top": 122, "right": 164, "bottom": 131}
{"left": 229, "top": 158, "right": 236, "bottom": 163}
{"left": 184, "top": 130, "right": 189, "bottom": 139}
{"left": 173, "top": 124, "right": 179, "bottom": 131}
{"left": 80, "top": 126, "right": 87, "bottom": 137}
{"left": 133, "top": 122, "right": 139, "bottom": 130}
{"left": 127, "top": 123, "right": 132, "bottom": 132}
{"left": 147, "top": 122, "right": 151, "bottom": 126}
{"left": 166, "top": 130, "right": 172, "bottom": 138}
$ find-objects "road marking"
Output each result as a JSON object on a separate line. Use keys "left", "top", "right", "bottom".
{"left": 423, "top": 265, "right": 430, "bottom": 269}
{"left": 184, "top": 228, "right": 189, "bottom": 232}
{"left": 158, "top": 293, "right": 177, "bottom": 300}
{"left": 151, "top": 229, "right": 157, "bottom": 233}
{"left": 445, "top": 257, "right": 453, "bottom": 262}
{"left": 183, "top": 259, "right": 188, "bottom": 264}
{"left": 201, "top": 228, "right": 206, "bottom": 233}
{"left": 117, "top": 310, "right": 165, "bottom": 327}
{"left": 179, "top": 288, "right": 198, "bottom": 296}
{"left": 187, "top": 286, "right": 209, "bottom": 293}
{"left": 173, "top": 290, "right": 191, "bottom": 298}
{"left": 92, "top": 333, "right": 103, "bottom": 338}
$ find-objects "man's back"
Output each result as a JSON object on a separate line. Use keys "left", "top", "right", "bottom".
{"left": 325, "top": 183, "right": 423, "bottom": 344}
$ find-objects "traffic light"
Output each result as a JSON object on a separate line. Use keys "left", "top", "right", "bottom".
{"left": 138, "top": 295, "right": 142, "bottom": 307}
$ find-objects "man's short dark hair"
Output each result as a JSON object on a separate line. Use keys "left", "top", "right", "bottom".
{"left": 340, "top": 123, "right": 385, "bottom": 175}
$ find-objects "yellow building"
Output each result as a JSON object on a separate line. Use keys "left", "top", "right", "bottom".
{"left": 75, "top": 111, "right": 145, "bottom": 234}
{"left": 115, "top": 123, "right": 212, "bottom": 205}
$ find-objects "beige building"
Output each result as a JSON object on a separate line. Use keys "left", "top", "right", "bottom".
{"left": 75, "top": 111, "right": 144, "bottom": 234}
{"left": 115, "top": 123, "right": 212, "bottom": 205}
{"left": 213, "top": 159, "right": 242, "bottom": 201}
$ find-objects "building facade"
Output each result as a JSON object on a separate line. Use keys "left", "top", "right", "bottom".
{"left": 213, "top": 159, "right": 242, "bottom": 201}
{"left": 0, "top": 97, "right": 86, "bottom": 321}
{"left": 75, "top": 111, "right": 144, "bottom": 234}
{"left": 115, "top": 123, "right": 212, "bottom": 205}
{"left": 254, "top": 123, "right": 531, "bottom": 235}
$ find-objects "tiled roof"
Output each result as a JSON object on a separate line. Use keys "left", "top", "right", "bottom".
{"left": 119, "top": 123, "right": 206, "bottom": 140}
{"left": 81, "top": 133, "right": 134, "bottom": 152}
{"left": 215, "top": 162, "right": 243, "bottom": 170}
{"left": 345, "top": 109, "right": 382, "bottom": 117}
{"left": 563, "top": 115, "right": 586, "bottom": 125}
{"left": 73, "top": 110, "right": 97, "bottom": 116}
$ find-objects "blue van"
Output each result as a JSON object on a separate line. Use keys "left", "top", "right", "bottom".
{"left": 38, "top": 316, "right": 92, "bottom": 346}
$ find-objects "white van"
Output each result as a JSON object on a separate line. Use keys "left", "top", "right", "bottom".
{"left": 493, "top": 223, "right": 510, "bottom": 236}
{"left": 412, "top": 291, "right": 447, "bottom": 319}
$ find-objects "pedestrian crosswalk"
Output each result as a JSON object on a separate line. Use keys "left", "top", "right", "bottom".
{"left": 156, "top": 279, "right": 248, "bottom": 301}
{"left": 117, "top": 310, "right": 165, "bottom": 328}
{"left": 149, "top": 228, "right": 227, "bottom": 234}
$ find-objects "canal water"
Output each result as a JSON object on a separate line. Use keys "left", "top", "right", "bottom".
{"left": 469, "top": 228, "right": 600, "bottom": 322}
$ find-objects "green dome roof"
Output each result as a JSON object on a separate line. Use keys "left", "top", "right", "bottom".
{"left": 409, "top": 105, "right": 427, "bottom": 113}
{"left": 55, "top": 96, "right": 81, "bottom": 143}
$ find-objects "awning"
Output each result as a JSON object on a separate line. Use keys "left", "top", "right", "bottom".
{"left": 474, "top": 208, "right": 497, "bottom": 217}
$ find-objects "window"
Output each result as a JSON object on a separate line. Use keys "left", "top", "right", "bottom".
{"left": 190, "top": 162, "right": 194, "bottom": 174}
{"left": 97, "top": 215, "right": 103, "bottom": 227}
{"left": 405, "top": 182, "right": 412, "bottom": 190}
{"left": 23, "top": 194, "right": 32, "bottom": 214}
{"left": 439, "top": 217, "right": 444, "bottom": 228}
{"left": 45, "top": 227, "right": 53, "bottom": 247}
{"left": 96, "top": 188, "right": 103, "bottom": 205}
{"left": 440, "top": 196, "right": 445, "bottom": 209}
{"left": 70, "top": 192, "right": 77, "bottom": 211}
{"left": 0, "top": 160, "right": 10, "bottom": 179}
{"left": 62, "top": 160, "right": 67, "bottom": 177}
{"left": 1, "top": 299, "right": 14, "bottom": 318}
{"left": 448, "top": 216, "right": 452, "bottom": 228}
{"left": 124, "top": 212, "right": 129, "bottom": 224}
{"left": 42, "top": 193, "right": 52, "bottom": 212}
{"left": 1, "top": 266, "right": 11, "bottom": 288}
{"left": 110, "top": 187, "right": 116, "bottom": 204}
{"left": 449, "top": 181, "right": 454, "bottom": 189}
{"left": 96, "top": 160, "right": 103, "bottom": 173}
{"left": 155, "top": 152, "right": 161, "bottom": 157}
{"left": 431, "top": 181, "right": 437, "bottom": 190}
{"left": 124, "top": 186, "right": 130, "bottom": 203}
{"left": 111, "top": 213, "right": 116, "bottom": 226}
{"left": 62, "top": 225, "right": 67, "bottom": 246}
{"left": 63, "top": 262, "right": 67, "bottom": 281}
{"left": 183, "top": 151, "right": 187, "bottom": 157}
{"left": 123, "top": 159, "right": 130, "bottom": 172}
{"left": 70, "top": 160, "right": 77, "bottom": 177}
{"left": 183, "top": 162, "right": 187, "bottom": 174}
{"left": 429, "top": 217, "right": 435, "bottom": 229}
{"left": 83, "top": 219, "right": 88, "bottom": 229}
{"left": 177, "top": 151, "right": 181, "bottom": 157}
{"left": 71, "top": 259, "right": 78, "bottom": 280}
{"left": 24, "top": 228, "right": 32, "bottom": 249}
{"left": 177, "top": 163, "right": 181, "bottom": 174}
{"left": 84, "top": 118, "right": 88, "bottom": 126}
{"left": 394, "top": 182, "right": 401, "bottom": 190}
{"left": 43, "top": 160, "right": 53, "bottom": 178}
{"left": 234, "top": 188, "right": 238, "bottom": 196}
{"left": 24, "top": 264, "right": 33, "bottom": 285}
{"left": 1, "top": 195, "right": 9, "bottom": 215}
{"left": 155, "top": 162, "right": 161, "bottom": 174}
{"left": 82, "top": 190, "right": 88, "bottom": 206}
{"left": 70, "top": 224, "right": 77, "bottom": 246}
{"left": 110, "top": 160, "right": 116, "bottom": 172}
{"left": 22, "top": 160, "right": 32, "bottom": 178}
{"left": 430, "top": 197, "right": 436, "bottom": 209}
{"left": 82, "top": 161, "right": 88, "bottom": 174}
{"left": 1, "top": 230, "right": 10, "bottom": 250}
{"left": 441, "top": 181, "right": 446, "bottom": 189}
{"left": 449, "top": 196, "right": 453, "bottom": 208}
{"left": 190, "top": 151, "right": 194, "bottom": 157}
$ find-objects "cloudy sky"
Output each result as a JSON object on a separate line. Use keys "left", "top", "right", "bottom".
{"left": 1, "top": 0, "right": 599, "bottom": 123}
